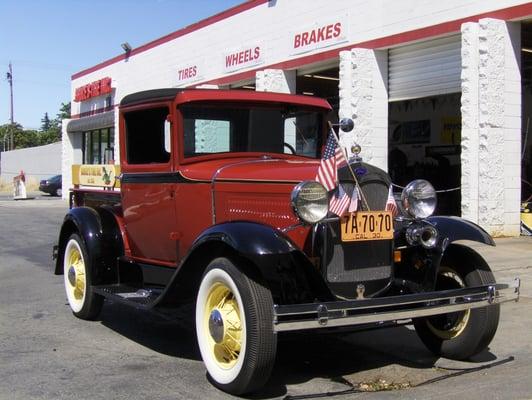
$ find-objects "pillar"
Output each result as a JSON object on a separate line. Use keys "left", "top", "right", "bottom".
{"left": 339, "top": 48, "right": 388, "bottom": 171}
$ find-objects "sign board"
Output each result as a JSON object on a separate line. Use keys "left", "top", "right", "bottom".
{"left": 72, "top": 164, "right": 121, "bottom": 188}
{"left": 74, "top": 77, "right": 113, "bottom": 102}
{"left": 223, "top": 43, "right": 264, "bottom": 73}
{"left": 290, "top": 15, "right": 348, "bottom": 55}
{"left": 176, "top": 61, "right": 204, "bottom": 86}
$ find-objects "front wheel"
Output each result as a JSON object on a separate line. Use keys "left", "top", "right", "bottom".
{"left": 195, "top": 258, "right": 277, "bottom": 395}
{"left": 414, "top": 253, "right": 500, "bottom": 360}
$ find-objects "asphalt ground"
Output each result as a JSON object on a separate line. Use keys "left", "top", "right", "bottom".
{"left": 0, "top": 194, "right": 530, "bottom": 400}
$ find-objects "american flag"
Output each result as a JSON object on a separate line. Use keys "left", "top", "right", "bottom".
{"left": 385, "top": 185, "right": 399, "bottom": 217}
{"left": 330, "top": 185, "right": 359, "bottom": 217}
{"left": 315, "top": 133, "right": 344, "bottom": 192}
{"left": 329, "top": 184, "right": 350, "bottom": 216}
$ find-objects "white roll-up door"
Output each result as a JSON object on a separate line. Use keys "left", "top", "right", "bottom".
{"left": 388, "top": 35, "right": 461, "bottom": 101}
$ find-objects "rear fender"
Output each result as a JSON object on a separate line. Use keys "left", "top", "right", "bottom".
{"left": 55, "top": 206, "right": 124, "bottom": 284}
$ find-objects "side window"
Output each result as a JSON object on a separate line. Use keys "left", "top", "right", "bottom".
{"left": 124, "top": 107, "right": 170, "bottom": 164}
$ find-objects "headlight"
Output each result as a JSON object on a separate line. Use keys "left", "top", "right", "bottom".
{"left": 401, "top": 179, "right": 437, "bottom": 219}
{"left": 291, "top": 181, "right": 329, "bottom": 224}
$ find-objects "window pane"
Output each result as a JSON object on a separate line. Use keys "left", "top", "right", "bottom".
{"left": 125, "top": 107, "right": 170, "bottom": 164}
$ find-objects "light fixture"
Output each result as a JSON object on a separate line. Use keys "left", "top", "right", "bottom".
{"left": 121, "top": 42, "right": 132, "bottom": 53}
{"left": 302, "top": 91, "right": 314, "bottom": 95}
{"left": 522, "top": 48, "right": 532, "bottom": 53}
{"left": 241, "top": 85, "right": 256, "bottom": 89}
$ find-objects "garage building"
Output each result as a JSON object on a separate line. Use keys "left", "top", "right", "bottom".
{"left": 65, "top": 0, "right": 532, "bottom": 236}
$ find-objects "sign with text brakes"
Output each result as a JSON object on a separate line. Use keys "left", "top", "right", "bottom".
{"left": 291, "top": 16, "right": 348, "bottom": 55}
{"left": 223, "top": 43, "right": 264, "bottom": 73}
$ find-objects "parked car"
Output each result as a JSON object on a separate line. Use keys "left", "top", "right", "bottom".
{"left": 53, "top": 89, "right": 519, "bottom": 396}
{"left": 39, "top": 175, "right": 62, "bottom": 196}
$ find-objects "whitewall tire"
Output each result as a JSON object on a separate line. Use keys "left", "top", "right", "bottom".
{"left": 195, "top": 257, "right": 276, "bottom": 395}
{"left": 63, "top": 233, "right": 103, "bottom": 320}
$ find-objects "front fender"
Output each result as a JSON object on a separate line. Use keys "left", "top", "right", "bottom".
{"left": 192, "top": 221, "right": 297, "bottom": 256}
{"left": 155, "top": 221, "right": 333, "bottom": 307}
{"left": 427, "top": 216, "right": 495, "bottom": 247}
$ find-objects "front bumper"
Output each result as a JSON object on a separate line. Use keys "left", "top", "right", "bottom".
{"left": 273, "top": 278, "right": 520, "bottom": 332}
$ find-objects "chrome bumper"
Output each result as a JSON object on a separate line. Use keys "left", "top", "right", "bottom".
{"left": 273, "top": 278, "right": 520, "bottom": 332}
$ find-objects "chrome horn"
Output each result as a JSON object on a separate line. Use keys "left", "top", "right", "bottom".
{"left": 405, "top": 223, "right": 438, "bottom": 249}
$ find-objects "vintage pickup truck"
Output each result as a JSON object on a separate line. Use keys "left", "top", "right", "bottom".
{"left": 54, "top": 89, "right": 519, "bottom": 395}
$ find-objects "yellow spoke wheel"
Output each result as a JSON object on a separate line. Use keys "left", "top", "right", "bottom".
{"left": 204, "top": 283, "right": 243, "bottom": 369}
{"left": 413, "top": 247, "right": 500, "bottom": 361}
{"left": 195, "top": 258, "right": 277, "bottom": 396}
{"left": 62, "top": 233, "right": 103, "bottom": 320}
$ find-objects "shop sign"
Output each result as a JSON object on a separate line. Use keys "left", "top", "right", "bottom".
{"left": 291, "top": 16, "right": 348, "bottom": 55}
{"left": 72, "top": 164, "right": 120, "bottom": 188}
{"left": 223, "top": 43, "right": 263, "bottom": 73}
{"left": 74, "top": 77, "right": 113, "bottom": 102}
{"left": 176, "top": 61, "right": 204, "bottom": 86}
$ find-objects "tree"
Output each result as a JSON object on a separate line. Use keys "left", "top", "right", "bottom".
{"left": 41, "top": 112, "right": 52, "bottom": 131}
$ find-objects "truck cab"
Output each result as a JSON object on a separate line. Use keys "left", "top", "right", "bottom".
{"left": 54, "top": 89, "right": 519, "bottom": 396}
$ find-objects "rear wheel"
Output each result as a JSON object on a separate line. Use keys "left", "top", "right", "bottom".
{"left": 63, "top": 233, "right": 103, "bottom": 320}
{"left": 414, "top": 253, "right": 500, "bottom": 360}
{"left": 195, "top": 257, "right": 277, "bottom": 395}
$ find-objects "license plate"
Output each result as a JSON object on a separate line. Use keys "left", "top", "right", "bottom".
{"left": 340, "top": 211, "right": 394, "bottom": 242}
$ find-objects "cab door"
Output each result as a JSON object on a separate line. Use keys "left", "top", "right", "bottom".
{"left": 120, "top": 104, "right": 178, "bottom": 265}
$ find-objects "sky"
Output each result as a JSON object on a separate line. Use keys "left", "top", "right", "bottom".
{"left": 0, "top": 0, "right": 243, "bottom": 130}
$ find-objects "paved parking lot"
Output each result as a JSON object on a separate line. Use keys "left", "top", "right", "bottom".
{"left": 0, "top": 195, "right": 530, "bottom": 400}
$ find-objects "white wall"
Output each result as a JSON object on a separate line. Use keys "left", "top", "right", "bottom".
{"left": 0, "top": 142, "right": 61, "bottom": 185}
{"left": 70, "top": 0, "right": 531, "bottom": 119}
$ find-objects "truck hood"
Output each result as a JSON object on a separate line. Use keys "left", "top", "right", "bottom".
{"left": 180, "top": 156, "right": 320, "bottom": 184}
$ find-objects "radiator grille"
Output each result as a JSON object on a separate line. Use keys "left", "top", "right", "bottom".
{"left": 323, "top": 163, "right": 394, "bottom": 299}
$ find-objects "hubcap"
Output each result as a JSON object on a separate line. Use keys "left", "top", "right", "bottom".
{"left": 209, "top": 309, "right": 225, "bottom": 343}
{"left": 204, "top": 282, "right": 243, "bottom": 369}
{"left": 68, "top": 265, "right": 76, "bottom": 286}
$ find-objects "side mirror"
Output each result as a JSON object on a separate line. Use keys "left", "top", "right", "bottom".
{"left": 339, "top": 118, "right": 354, "bottom": 132}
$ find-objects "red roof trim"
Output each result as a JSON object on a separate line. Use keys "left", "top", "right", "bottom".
{"left": 71, "top": 0, "right": 268, "bottom": 80}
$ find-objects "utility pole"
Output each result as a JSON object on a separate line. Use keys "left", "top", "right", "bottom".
{"left": 6, "top": 62, "right": 14, "bottom": 150}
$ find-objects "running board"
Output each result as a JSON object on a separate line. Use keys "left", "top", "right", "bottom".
{"left": 93, "top": 284, "right": 163, "bottom": 309}
{"left": 273, "top": 278, "right": 520, "bottom": 332}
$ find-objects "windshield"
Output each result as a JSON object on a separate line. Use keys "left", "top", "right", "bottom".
{"left": 181, "top": 104, "right": 325, "bottom": 159}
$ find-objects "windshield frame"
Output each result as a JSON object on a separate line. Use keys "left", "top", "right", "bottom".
{"left": 176, "top": 101, "right": 328, "bottom": 165}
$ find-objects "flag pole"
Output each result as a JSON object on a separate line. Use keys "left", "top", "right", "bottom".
{"left": 327, "top": 121, "right": 371, "bottom": 211}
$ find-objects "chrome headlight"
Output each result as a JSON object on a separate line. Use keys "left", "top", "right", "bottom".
{"left": 401, "top": 179, "right": 437, "bottom": 219}
{"left": 291, "top": 181, "right": 329, "bottom": 224}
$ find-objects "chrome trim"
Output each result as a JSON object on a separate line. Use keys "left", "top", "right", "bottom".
{"left": 273, "top": 278, "right": 520, "bottom": 332}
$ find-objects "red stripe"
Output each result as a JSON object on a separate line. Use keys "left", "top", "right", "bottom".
{"left": 71, "top": 0, "right": 269, "bottom": 80}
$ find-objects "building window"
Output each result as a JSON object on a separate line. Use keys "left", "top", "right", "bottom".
{"left": 82, "top": 128, "right": 115, "bottom": 164}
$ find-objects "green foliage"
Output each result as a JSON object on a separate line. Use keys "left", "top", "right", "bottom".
{"left": 0, "top": 101, "right": 71, "bottom": 150}
{"left": 41, "top": 112, "right": 52, "bottom": 131}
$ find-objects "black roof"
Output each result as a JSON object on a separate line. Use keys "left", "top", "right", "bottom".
{"left": 120, "top": 88, "right": 182, "bottom": 107}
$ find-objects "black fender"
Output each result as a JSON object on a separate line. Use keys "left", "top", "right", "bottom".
{"left": 55, "top": 206, "right": 124, "bottom": 285}
{"left": 427, "top": 216, "right": 495, "bottom": 247}
{"left": 156, "top": 221, "right": 333, "bottom": 307}
{"left": 192, "top": 221, "right": 298, "bottom": 255}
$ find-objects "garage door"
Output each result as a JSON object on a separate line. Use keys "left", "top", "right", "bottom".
{"left": 388, "top": 35, "right": 461, "bottom": 101}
